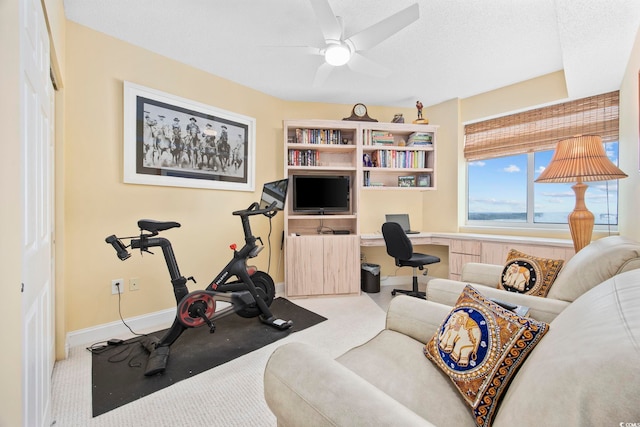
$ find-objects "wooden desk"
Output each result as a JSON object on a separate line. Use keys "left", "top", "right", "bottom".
{"left": 360, "top": 232, "right": 575, "bottom": 280}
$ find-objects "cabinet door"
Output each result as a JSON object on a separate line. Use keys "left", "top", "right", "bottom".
{"left": 323, "top": 236, "right": 360, "bottom": 294}
{"left": 285, "top": 236, "right": 324, "bottom": 297}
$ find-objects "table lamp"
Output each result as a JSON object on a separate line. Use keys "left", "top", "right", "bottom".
{"left": 535, "top": 134, "right": 627, "bottom": 252}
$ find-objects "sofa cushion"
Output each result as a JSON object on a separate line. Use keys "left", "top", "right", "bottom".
{"left": 497, "top": 249, "right": 564, "bottom": 297}
{"left": 493, "top": 269, "right": 640, "bottom": 426}
{"left": 338, "top": 329, "right": 476, "bottom": 427}
{"left": 547, "top": 235, "right": 640, "bottom": 301}
{"left": 424, "top": 285, "right": 549, "bottom": 427}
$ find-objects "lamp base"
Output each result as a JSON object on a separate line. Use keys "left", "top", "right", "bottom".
{"left": 568, "top": 182, "right": 594, "bottom": 253}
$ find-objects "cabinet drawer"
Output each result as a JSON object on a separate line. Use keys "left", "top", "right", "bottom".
{"left": 450, "top": 239, "right": 481, "bottom": 255}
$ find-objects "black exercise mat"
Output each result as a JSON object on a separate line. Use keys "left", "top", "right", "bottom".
{"left": 91, "top": 298, "right": 326, "bottom": 417}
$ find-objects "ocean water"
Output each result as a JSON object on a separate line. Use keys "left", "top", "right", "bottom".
{"left": 468, "top": 212, "right": 618, "bottom": 225}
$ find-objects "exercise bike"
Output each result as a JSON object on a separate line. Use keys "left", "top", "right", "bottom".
{"left": 105, "top": 200, "right": 292, "bottom": 376}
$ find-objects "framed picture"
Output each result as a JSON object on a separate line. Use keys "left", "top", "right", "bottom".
{"left": 398, "top": 175, "right": 416, "bottom": 187}
{"left": 123, "top": 81, "right": 255, "bottom": 191}
{"left": 417, "top": 174, "right": 431, "bottom": 187}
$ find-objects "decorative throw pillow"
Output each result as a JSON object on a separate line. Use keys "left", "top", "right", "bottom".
{"left": 498, "top": 249, "right": 564, "bottom": 297}
{"left": 424, "top": 285, "right": 549, "bottom": 427}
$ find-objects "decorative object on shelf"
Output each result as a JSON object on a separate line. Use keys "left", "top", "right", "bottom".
{"left": 363, "top": 153, "right": 373, "bottom": 167}
{"left": 343, "top": 103, "right": 377, "bottom": 122}
{"left": 392, "top": 113, "right": 405, "bottom": 123}
{"left": 535, "top": 134, "right": 628, "bottom": 252}
{"left": 398, "top": 175, "right": 416, "bottom": 187}
{"left": 413, "top": 100, "right": 429, "bottom": 124}
{"left": 417, "top": 174, "right": 431, "bottom": 187}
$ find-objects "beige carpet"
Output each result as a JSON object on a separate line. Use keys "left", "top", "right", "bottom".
{"left": 51, "top": 292, "right": 388, "bottom": 426}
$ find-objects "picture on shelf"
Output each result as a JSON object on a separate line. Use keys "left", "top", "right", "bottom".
{"left": 398, "top": 175, "right": 416, "bottom": 187}
{"left": 417, "top": 174, "right": 431, "bottom": 187}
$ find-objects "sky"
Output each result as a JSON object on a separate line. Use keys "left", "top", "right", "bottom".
{"left": 467, "top": 143, "right": 620, "bottom": 223}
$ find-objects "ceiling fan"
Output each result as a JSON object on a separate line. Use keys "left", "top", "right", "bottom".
{"left": 303, "top": 0, "right": 420, "bottom": 86}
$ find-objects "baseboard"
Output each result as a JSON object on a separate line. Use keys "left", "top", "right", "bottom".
{"left": 66, "top": 307, "right": 176, "bottom": 350}
{"left": 66, "top": 281, "right": 287, "bottom": 350}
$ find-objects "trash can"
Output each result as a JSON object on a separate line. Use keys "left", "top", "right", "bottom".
{"left": 361, "top": 263, "right": 381, "bottom": 293}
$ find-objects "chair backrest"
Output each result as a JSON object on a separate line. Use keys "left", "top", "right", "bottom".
{"left": 382, "top": 222, "right": 413, "bottom": 261}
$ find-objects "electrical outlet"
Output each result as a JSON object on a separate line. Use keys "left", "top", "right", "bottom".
{"left": 111, "top": 279, "right": 124, "bottom": 295}
{"left": 129, "top": 277, "right": 140, "bottom": 291}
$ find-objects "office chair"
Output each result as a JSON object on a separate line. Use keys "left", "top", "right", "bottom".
{"left": 381, "top": 221, "right": 440, "bottom": 299}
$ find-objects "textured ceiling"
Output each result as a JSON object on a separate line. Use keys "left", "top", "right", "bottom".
{"left": 63, "top": 0, "right": 640, "bottom": 108}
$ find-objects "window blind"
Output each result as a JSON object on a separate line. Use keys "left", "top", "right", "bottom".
{"left": 464, "top": 91, "right": 619, "bottom": 161}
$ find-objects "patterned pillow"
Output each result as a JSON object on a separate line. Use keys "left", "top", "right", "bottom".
{"left": 498, "top": 249, "right": 564, "bottom": 297}
{"left": 424, "top": 285, "right": 549, "bottom": 427}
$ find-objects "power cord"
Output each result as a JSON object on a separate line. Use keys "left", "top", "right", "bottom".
{"left": 266, "top": 215, "right": 273, "bottom": 274}
{"left": 114, "top": 282, "right": 147, "bottom": 337}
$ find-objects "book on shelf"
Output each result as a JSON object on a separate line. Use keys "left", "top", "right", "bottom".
{"left": 371, "top": 130, "right": 394, "bottom": 145}
{"left": 407, "top": 132, "right": 433, "bottom": 146}
{"left": 370, "top": 150, "right": 426, "bottom": 168}
{"left": 288, "top": 149, "right": 320, "bottom": 166}
{"left": 293, "top": 128, "right": 342, "bottom": 145}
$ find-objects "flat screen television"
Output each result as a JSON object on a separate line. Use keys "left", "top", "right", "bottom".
{"left": 259, "top": 178, "right": 289, "bottom": 210}
{"left": 292, "top": 175, "right": 350, "bottom": 213}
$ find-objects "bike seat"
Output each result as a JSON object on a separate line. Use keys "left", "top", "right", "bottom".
{"left": 138, "top": 219, "right": 181, "bottom": 233}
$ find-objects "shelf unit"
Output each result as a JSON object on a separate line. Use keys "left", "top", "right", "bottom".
{"left": 361, "top": 122, "right": 437, "bottom": 190}
{"left": 283, "top": 119, "right": 438, "bottom": 297}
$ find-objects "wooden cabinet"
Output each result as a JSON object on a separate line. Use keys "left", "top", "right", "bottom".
{"left": 448, "top": 239, "right": 482, "bottom": 281}
{"left": 285, "top": 235, "right": 360, "bottom": 297}
{"left": 283, "top": 119, "right": 438, "bottom": 297}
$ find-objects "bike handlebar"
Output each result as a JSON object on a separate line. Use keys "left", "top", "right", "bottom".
{"left": 232, "top": 201, "right": 279, "bottom": 218}
{"left": 105, "top": 235, "right": 131, "bottom": 260}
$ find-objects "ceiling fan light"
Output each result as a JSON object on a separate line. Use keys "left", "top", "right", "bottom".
{"left": 324, "top": 44, "right": 351, "bottom": 66}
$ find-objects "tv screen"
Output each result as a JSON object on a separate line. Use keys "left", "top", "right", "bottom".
{"left": 293, "top": 175, "right": 350, "bottom": 213}
{"left": 259, "top": 178, "right": 289, "bottom": 210}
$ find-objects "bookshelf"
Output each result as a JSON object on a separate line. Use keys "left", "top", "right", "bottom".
{"left": 282, "top": 119, "right": 438, "bottom": 297}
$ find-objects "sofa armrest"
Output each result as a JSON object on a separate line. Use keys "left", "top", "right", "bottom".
{"left": 264, "top": 342, "right": 435, "bottom": 427}
{"left": 385, "top": 295, "right": 454, "bottom": 343}
{"left": 460, "top": 262, "right": 504, "bottom": 286}
{"left": 427, "top": 279, "right": 570, "bottom": 323}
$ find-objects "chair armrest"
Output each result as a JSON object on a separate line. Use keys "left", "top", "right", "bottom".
{"left": 264, "top": 342, "right": 435, "bottom": 427}
{"left": 460, "top": 263, "right": 504, "bottom": 286}
{"left": 385, "top": 295, "right": 453, "bottom": 343}
{"left": 427, "top": 279, "right": 570, "bottom": 323}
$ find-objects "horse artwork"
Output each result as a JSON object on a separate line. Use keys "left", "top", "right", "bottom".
{"left": 125, "top": 81, "right": 254, "bottom": 191}
{"left": 438, "top": 310, "right": 482, "bottom": 367}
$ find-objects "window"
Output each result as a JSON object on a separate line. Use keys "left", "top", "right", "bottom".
{"left": 468, "top": 143, "right": 620, "bottom": 226}
{"left": 465, "top": 91, "right": 620, "bottom": 228}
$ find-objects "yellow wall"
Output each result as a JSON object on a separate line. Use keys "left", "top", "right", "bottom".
{"left": 63, "top": 22, "right": 422, "bottom": 333}
{"left": 0, "top": 1, "right": 24, "bottom": 425}
{"left": 62, "top": 20, "right": 640, "bottom": 339}
{"left": 1, "top": 6, "right": 635, "bottom": 425}
{"left": 618, "top": 26, "right": 640, "bottom": 242}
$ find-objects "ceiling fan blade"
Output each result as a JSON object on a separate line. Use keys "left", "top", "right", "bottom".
{"left": 309, "top": 0, "right": 342, "bottom": 41}
{"left": 347, "top": 52, "right": 391, "bottom": 78}
{"left": 262, "top": 45, "right": 324, "bottom": 56}
{"left": 312, "top": 62, "right": 334, "bottom": 87}
{"left": 347, "top": 3, "right": 419, "bottom": 51}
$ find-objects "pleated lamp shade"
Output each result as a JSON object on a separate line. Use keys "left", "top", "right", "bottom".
{"left": 535, "top": 135, "right": 627, "bottom": 183}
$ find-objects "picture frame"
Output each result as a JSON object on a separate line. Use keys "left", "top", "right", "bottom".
{"left": 123, "top": 81, "right": 255, "bottom": 191}
{"left": 417, "top": 174, "right": 431, "bottom": 187}
{"left": 398, "top": 175, "right": 416, "bottom": 187}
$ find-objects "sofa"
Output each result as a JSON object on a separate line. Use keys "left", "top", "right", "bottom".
{"left": 427, "top": 235, "right": 640, "bottom": 322}
{"left": 264, "top": 268, "right": 640, "bottom": 426}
